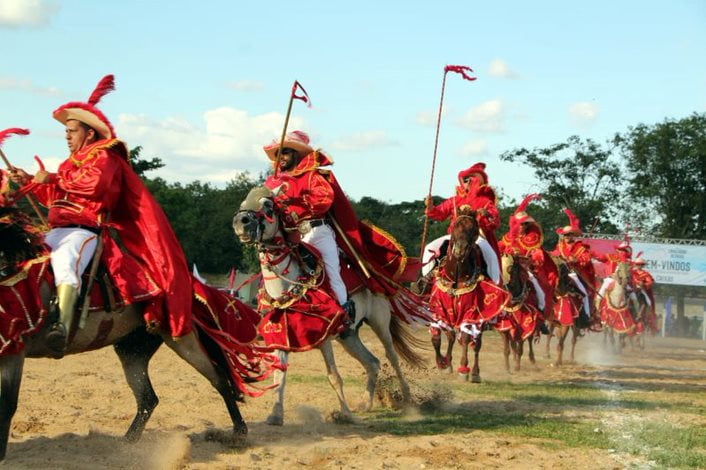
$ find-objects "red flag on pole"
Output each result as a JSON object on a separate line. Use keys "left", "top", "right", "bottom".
{"left": 291, "top": 80, "right": 311, "bottom": 107}
{"left": 444, "top": 64, "right": 476, "bottom": 82}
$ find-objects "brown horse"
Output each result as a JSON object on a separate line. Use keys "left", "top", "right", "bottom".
{"left": 545, "top": 258, "right": 585, "bottom": 365}
{"left": 498, "top": 254, "right": 540, "bottom": 372}
{"left": 0, "top": 207, "right": 260, "bottom": 461}
{"left": 428, "top": 209, "right": 507, "bottom": 382}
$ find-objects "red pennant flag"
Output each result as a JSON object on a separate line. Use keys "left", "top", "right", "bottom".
{"left": 0, "top": 128, "right": 30, "bottom": 149}
{"left": 228, "top": 267, "right": 237, "bottom": 290}
{"left": 291, "top": 80, "right": 311, "bottom": 107}
{"left": 444, "top": 65, "right": 477, "bottom": 82}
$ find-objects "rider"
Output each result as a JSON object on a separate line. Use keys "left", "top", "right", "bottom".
{"left": 498, "top": 194, "right": 558, "bottom": 331}
{"left": 632, "top": 255, "right": 658, "bottom": 334}
{"left": 9, "top": 75, "right": 192, "bottom": 356}
{"left": 262, "top": 130, "right": 355, "bottom": 322}
{"left": 550, "top": 208, "right": 596, "bottom": 326}
{"left": 424, "top": 162, "right": 501, "bottom": 284}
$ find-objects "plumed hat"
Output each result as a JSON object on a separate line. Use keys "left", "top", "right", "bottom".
{"left": 458, "top": 162, "right": 488, "bottom": 185}
{"left": 53, "top": 75, "right": 117, "bottom": 140}
{"left": 263, "top": 130, "right": 315, "bottom": 161}
{"left": 556, "top": 208, "right": 582, "bottom": 235}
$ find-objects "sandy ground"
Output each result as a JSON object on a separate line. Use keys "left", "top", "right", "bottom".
{"left": 3, "top": 327, "right": 705, "bottom": 469}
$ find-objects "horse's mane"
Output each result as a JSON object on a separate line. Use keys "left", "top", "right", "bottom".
{"left": 0, "top": 207, "right": 46, "bottom": 269}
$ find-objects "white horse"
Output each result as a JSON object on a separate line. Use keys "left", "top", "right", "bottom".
{"left": 232, "top": 187, "right": 425, "bottom": 425}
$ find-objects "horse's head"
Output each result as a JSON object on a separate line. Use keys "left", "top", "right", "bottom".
{"left": 448, "top": 208, "right": 479, "bottom": 262}
{"left": 614, "top": 261, "right": 631, "bottom": 287}
{"left": 232, "top": 186, "right": 280, "bottom": 245}
{"left": 552, "top": 256, "right": 577, "bottom": 296}
{"left": 0, "top": 207, "right": 44, "bottom": 277}
{"left": 443, "top": 208, "right": 480, "bottom": 280}
{"left": 501, "top": 253, "right": 528, "bottom": 296}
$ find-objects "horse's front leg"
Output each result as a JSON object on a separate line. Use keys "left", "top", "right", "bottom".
{"left": 337, "top": 332, "right": 380, "bottom": 412}
{"left": 0, "top": 353, "right": 25, "bottom": 461}
{"left": 319, "top": 340, "right": 352, "bottom": 418}
{"left": 514, "top": 338, "right": 524, "bottom": 372}
{"left": 545, "top": 324, "right": 553, "bottom": 359}
{"left": 555, "top": 325, "right": 568, "bottom": 366}
{"left": 471, "top": 331, "right": 483, "bottom": 383}
{"left": 457, "top": 331, "right": 471, "bottom": 380}
{"left": 570, "top": 326, "right": 579, "bottom": 363}
{"left": 444, "top": 329, "right": 456, "bottom": 373}
{"left": 430, "top": 327, "right": 447, "bottom": 370}
{"left": 266, "top": 350, "right": 289, "bottom": 425}
{"left": 502, "top": 332, "right": 512, "bottom": 373}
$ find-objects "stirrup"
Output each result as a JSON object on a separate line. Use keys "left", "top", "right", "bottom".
{"left": 539, "top": 322, "right": 550, "bottom": 335}
{"left": 342, "top": 300, "right": 356, "bottom": 324}
{"left": 45, "top": 322, "right": 67, "bottom": 358}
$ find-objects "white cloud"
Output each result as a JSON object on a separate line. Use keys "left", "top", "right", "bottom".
{"left": 457, "top": 99, "right": 506, "bottom": 133}
{"left": 568, "top": 101, "right": 599, "bottom": 127}
{"left": 0, "top": 76, "right": 62, "bottom": 96}
{"left": 459, "top": 139, "right": 489, "bottom": 157}
{"left": 329, "top": 131, "right": 397, "bottom": 152}
{"left": 225, "top": 80, "right": 264, "bottom": 92}
{"left": 0, "top": 0, "right": 59, "bottom": 28}
{"left": 116, "top": 107, "right": 305, "bottom": 182}
{"left": 488, "top": 58, "right": 520, "bottom": 79}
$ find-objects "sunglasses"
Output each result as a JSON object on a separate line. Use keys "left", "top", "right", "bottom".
{"left": 276, "top": 148, "right": 298, "bottom": 157}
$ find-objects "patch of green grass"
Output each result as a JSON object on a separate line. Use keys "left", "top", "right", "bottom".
{"left": 286, "top": 374, "right": 364, "bottom": 386}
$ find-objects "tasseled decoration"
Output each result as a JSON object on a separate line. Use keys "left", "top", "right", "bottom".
{"left": 0, "top": 128, "right": 30, "bottom": 148}
{"left": 563, "top": 208, "right": 581, "bottom": 231}
{"left": 87, "top": 74, "right": 115, "bottom": 106}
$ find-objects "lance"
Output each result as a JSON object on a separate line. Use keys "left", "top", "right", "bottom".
{"left": 273, "top": 80, "right": 310, "bottom": 177}
{"left": 419, "top": 65, "right": 476, "bottom": 259}
{"left": 0, "top": 128, "right": 48, "bottom": 226}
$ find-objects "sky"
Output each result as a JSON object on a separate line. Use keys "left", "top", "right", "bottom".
{"left": 1, "top": 0, "right": 705, "bottom": 205}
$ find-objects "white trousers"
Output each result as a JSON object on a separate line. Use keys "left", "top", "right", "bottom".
{"left": 302, "top": 224, "right": 348, "bottom": 304}
{"left": 44, "top": 227, "right": 98, "bottom": 288}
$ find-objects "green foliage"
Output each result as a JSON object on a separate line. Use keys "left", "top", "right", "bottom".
{"left": 618, "top": 112, "right": 706, "bottom": 239}
{"left": 500, "top": 135, "right": 623, "bottom": 247}
{"left": 128, "top": 145, "right": 164, "bottom": 177}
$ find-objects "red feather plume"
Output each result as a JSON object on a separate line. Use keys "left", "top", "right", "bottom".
{"left": 87, "top": 74, "right": 115, "bottom": 106}
{"left": 516, "top": 193, "right": 542, "bottom": 214}
{"left": 0, "top": 128, "right": 30, "bottom": 148}
{"left": 563, "top": 208, "right": 580, "bottom": 230}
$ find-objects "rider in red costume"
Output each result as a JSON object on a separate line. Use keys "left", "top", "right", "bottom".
{"left": 425, "top": 162, "right": 501, "bottom": 284}
{"left": 10, "top": 75, "right": 192, "bottom": 356}
{"left": 550, "top": 208, "right": 596, "bottom": 326}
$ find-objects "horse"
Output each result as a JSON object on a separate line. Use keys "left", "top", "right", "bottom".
{"left": 496, "top": 254, "right": 542, "bottom": 373}
{"left": 427, "top": 209, "right": 509, "bottom": 382}
{"left": 598, "top": 262, "right": 638, "bottom": 354}
{"left": 232, "top": 187, "right": 424, "bottom": 425}
{"left": 545, "top": 258, "right": 586, "bottom": 365}
{"left": 0, "top": 207, "right": 261, "bottom": 461}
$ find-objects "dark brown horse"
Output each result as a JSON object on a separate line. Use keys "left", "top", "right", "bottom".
{"left": 428, "top": 209, "right": 495, "bottom": 382}
{"left": 0, "top": 207, "right": 255, "bottom": 461}
{"left": 498, "top": 254, "right": 540, "bottom": 372}
{"left": 545, "top": 258, "right": 584, "bottom": 365}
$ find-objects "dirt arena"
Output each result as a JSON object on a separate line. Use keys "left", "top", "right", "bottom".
{"left": 4, "top": 328, "right": 705, "bottom": 469}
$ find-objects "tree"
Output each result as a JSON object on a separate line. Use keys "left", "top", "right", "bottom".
{"left": 500, "top": 136, "right": 623, "bottom": 247}
{"left": 618, "top": 112, "right": 706, "bottom": 239}
{"left": 129, "top": 146, "right": 164, "bottom": 177}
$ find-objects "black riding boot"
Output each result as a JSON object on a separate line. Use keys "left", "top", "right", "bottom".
{"left": 338, "top": 300, "right": 356, "bottom": 339}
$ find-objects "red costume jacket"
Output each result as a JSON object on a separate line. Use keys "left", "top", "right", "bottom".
{"left": 30, "top": 139, "right": 192, "bottom": 337}
{"left": 265, "top": 151, "right": 420, "bottom": 290}
{"left": 426, "top": 181, "right": 501, "bottom": 266}
{"left": 551, "top": 238, "right": 597, "bottom": 295}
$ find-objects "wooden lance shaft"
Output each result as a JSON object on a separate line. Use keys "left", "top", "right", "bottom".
{"left": 273, "top": 91, "right": 296, "bottom": 178}
{"left": 0, "top": 148, "right": 48, "bottom": 226}
{"left": 419, "top": 70, "right": 449, "bottom": 259}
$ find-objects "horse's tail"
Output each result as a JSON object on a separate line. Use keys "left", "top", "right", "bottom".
{"left": 389, "top": 315, "right": 427, "bottom": 369}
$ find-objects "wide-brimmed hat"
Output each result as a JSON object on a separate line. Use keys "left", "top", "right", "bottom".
{"left": 555, "top": 208, "right": 582, "bottom": 236}
{"left": 53, "top": 75, "right": 116, "bottom": 140}
{"left": 263, "top": 130, "right": 314, "bottom": 161}
{"left": 458, "top": 162, "right": 488, "bottom": 185}
{"left": 633, "top": 257, "right": 646, "bottom": 266}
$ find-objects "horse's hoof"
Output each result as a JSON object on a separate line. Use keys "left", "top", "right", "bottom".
{"left": 470, "top": 375, "right": 481, "bottom": 384}
{"left": 436, "top": 357, "right": 449, "bottom": 370}
{"left": 327, "top": 410, "right": 354, "bottom": 424}
{"left": 265, "top": 415, "right": 283, "bottom": 426}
